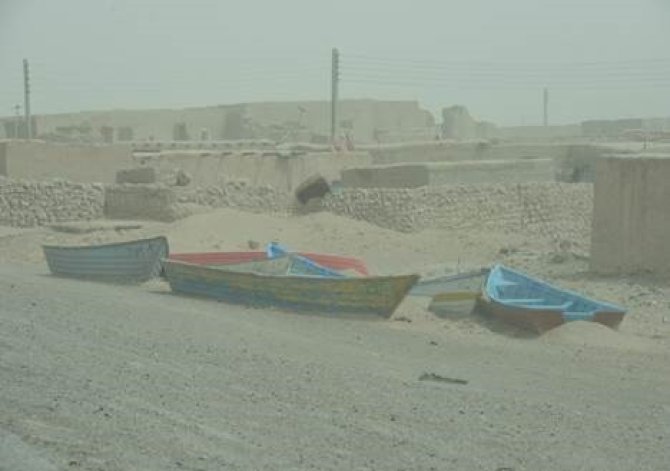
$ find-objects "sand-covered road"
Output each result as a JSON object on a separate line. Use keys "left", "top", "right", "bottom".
{"left": 1, "top": 262, "right": 669, "bottom": 470}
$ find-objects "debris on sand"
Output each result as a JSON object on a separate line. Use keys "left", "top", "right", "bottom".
{"left": 419, "top": 373, "right": 468, "bottom": 385}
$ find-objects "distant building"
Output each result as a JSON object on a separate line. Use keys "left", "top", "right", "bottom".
{"left": 0, "top": 99, "right": 435, "bottom": 145}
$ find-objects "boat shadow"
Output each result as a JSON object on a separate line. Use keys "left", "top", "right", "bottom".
{"left": 431, "top": 304, "right": 539, "bottom": 339}
{"left": 473, "top": 308, "right": 540, "bottom": 338}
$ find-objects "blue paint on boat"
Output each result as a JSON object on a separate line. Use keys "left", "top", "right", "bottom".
{"left": 485, "top": 264, "right": 626, "bottom": 327}
{"left": 43, "top": 236, "right": 169, "bottom": 283}
{"left": 266, "top": 242, "right": 347, "bottom": 278}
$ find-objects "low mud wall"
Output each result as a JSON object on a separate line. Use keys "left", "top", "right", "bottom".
{"left": 342, "top": 159, "right": 556, "bottom": 188}
{"left": 0, "top": 141, "right": 131, "bottom": 183}
{"left": 135, "top": 151, "right": 372, "bottom": 192}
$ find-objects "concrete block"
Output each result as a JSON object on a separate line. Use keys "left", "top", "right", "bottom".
{"left": 342, "top": 164, "right": 429, "bottom": 189}
{"left": 426, "top": 159, "right": 555, "bottom": 185}
{"left": 115, "top": 167, "right": 156, "bottom": 184}
{"left": 104, "top": 184, "right": 177, "bottom": 222}
{"left": 341, "top": 159, "right": 555, "bottom": 189}
{"left": 591, "top": 155, "right": 670, "bottom": 275}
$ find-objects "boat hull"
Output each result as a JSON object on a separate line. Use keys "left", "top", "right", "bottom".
{"left": 43, "top": 236, "right": 169, "bottom": 283}
{"left": 428, "top": 291, "right": 481, "bottom": 316}
{"left": 479, "top": 298, "right": 625, "bottom": 334}
{"left": 162, "top": 259, "right": 418, "bottom": 317}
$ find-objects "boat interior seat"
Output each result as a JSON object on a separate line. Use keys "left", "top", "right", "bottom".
{"left": 504, "top": 298, "right": 546, "bottom": 304}
{"left": 531, "top": 301, "right": 573, "bottom": 310}
{"left": 504, "top": 299, "right": 573, "bottom": 310}
{"left": 497, "top": 281, "right": 519, "bottom": 287}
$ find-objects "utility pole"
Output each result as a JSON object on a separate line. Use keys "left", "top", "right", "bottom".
{"left": 23, "top": 58, "right": 32, "bottom": 139}
{"left": 330, "top": 48, "right": 340, "bottom": 145}
{"left": 543, "top": 87, "right": 549, "bottom": 127}
{"left": 12, "top": 104, "right": 21, "bottom": 139}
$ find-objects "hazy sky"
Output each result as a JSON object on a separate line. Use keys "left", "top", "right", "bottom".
{"left": 1, "top": 0, "right": 669, "bottom": 125}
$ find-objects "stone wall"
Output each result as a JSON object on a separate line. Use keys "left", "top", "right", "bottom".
{"left": 0, "top": 177, "right": 104, "bottom": 227}
{"left": 176, "top": 181, "right": 290, "bottom": 213}
{"left": 0, "top": 173, "right": 593, "bottom": 258}
{"left": 322, "top": 183, "right": 593, "bottom": 251}
{"left": 104, "top": 181, "right": 292, "bottom": 222}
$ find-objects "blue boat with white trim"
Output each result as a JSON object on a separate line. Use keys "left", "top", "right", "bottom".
{"left": 479, "top": 264, "right": 626, "bottom": 333}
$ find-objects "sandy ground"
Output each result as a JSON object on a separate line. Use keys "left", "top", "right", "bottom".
{"left": 1, "top": 209, "right": 670, "bottom": 470}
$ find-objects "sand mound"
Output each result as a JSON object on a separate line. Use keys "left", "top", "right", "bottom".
{"left": 540, "top": 321, "right": 655, "bottom": 352}
{"left": 160, "top": 208, "right": 489, "bottom": 275}
{"left": 164, "top": 208, "right": 400, "bottom": 252}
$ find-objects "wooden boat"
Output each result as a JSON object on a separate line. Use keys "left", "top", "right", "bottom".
{"left": 162, "top": 256, "right": 418, "bottom": 317}
{"left": 428, "top": 269, "right": 488, "bottom": 315}
{"left": 479, "top": 264, "right": 626, "bottom": 333}
{"left": 168, "top": 251, "right": 369, "bottom": 276}
{"left": 43, "top": 236, "right": 169, "bottom": 283}
{"left": 411, "top": 268, "right": 488, "bottom": 297}
{"left": 413, "top": 269, "right": 489, "bottom": 315}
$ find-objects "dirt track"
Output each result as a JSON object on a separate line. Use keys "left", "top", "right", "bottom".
{"left": 1, "top": 260, "right": 669, "bottom": 470}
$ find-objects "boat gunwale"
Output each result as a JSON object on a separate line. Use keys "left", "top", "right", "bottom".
{"left": 42, "top": 236, "right": 169, "bottom": 252}
{"left": 162, "top": 258, "right": 417, "bottom": 284}
{"left": 168, "top": 250, "right": 370, "bottom": 276}
{"left": 486, "top": 264, "right": 626, "bottom": 315}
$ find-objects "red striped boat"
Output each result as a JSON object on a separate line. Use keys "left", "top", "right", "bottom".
{"left": 167, "top": 251, "right": 370, "bottom": 276}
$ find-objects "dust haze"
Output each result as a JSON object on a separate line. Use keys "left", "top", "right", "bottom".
{"left": 1, "top": 1, "right": 670, "bottom": 470}
{"left": 1, "top": 0, "right": 670, "bottom": 123}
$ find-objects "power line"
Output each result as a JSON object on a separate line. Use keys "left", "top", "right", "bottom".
{"left": 345, "top": 52, "right": 670, "bottom": 68}
{"left": 344, "top": 78, "right": 670, "bottom": 90}
{"left": 339, "top": 52, "right": 670, "bottom": 92}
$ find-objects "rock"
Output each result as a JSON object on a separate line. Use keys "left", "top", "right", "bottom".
{"left": 549, "top": 252, "right": 569, "bottom": 264}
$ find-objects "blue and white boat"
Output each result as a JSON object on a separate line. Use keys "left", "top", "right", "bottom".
{"left": 480, "top": 264, "right": 626, "bottom": 333}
